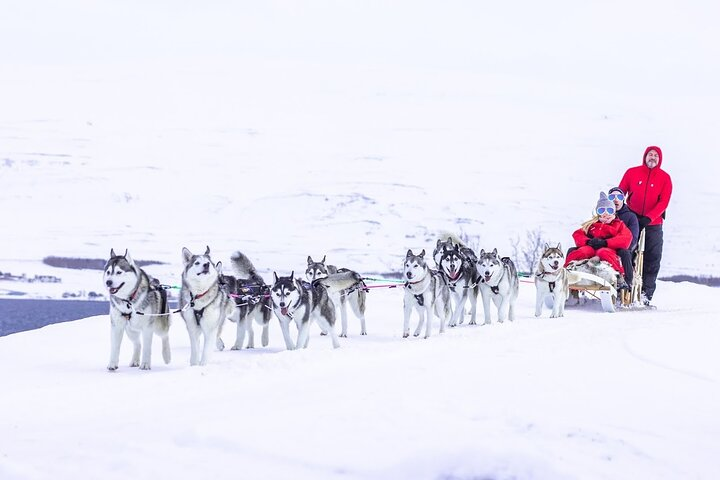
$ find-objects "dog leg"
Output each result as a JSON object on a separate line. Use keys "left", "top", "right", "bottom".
{"left": 414, "top": 307, "right": 425, "bottom": 337}
{"left": 200, "top": 326, "right": 218, "bottom": 366}
{"left": 535, "top": 288, "right": 544, "bottom": 317}
{"left": 403, "top": 299, "right": 413, "bottom": 338}
{"left": 140, "top": 328, "right": 153, "bottom": 370}
{"left": 497, "top": 296, "right": 508, "bottom": 323}
{"left": 216, "top": 317, "right": 226, "bottom": 352}
{"left": 349, "top": 292, "right": 367, "bottom": 335}
{"left": 231, "top": 311, "right": 246, "bottom": 350}
{"left": 481, "top": 290, "right": 492, "bottom": 325}
{"left": 423, "top": 301, "right": 433, "bottom": 339}
{"left": 297, "top": 321, "right": 312, "bottom": 349}
{"left": 126, "top": 328, "right": 141, "bottom": 367}
{"left": 161, "top": 333, "right": 171, "bottom": 364}
{"left": 278, "top": 319, "right": 295, "bottom": 350}
{"left": 107, "top": 321, "right": 125, "bottom": 371}
{"left": 261, "top": 322, "right": 269, "bottom": 347}
{"left": 316, "top": 316, "right": 340, "bottom": 349}
{"left": 338, "top": 292, "right": 348, "bottom": 338}
{"left": 469, "top": 288, "right": 478, "bottom": 325}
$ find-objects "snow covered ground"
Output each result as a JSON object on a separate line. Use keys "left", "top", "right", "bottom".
{"left": 1, "top": 1, "right": 720, "bottom": 478}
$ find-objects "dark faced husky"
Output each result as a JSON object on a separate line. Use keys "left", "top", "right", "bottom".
{"left": 305, "top": 255, "right": 367, "bottom": 337}
{"left": 534, "top": 243, "right": 571, "bottom": 318}
{"left": 270, "top": 271, "right": 340, "bottom": 350}
{"left": 476, "top": 248, "right": 519, "bottom": 324}
{"left": 438, "top": 243, "right": 479, "bottom": 327}
{"left": 403, "top": 249, "right": 451, "bottom": 339}
{"left": 179, "top": 246, "right": 235, "bottom": 366}
{"left": 221, "top": 251, "right": 272, "bottom": 350}
{"left": 103, "top": 249, "right": 171, "bottom": 371}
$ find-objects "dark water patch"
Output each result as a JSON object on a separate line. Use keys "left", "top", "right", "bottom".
{"left": 43, "top": 256, "right": 165, "bottom": 270}
{"left": 659, "top": 275, "right": 720, "bottom": 287}
{"left": 0, "top": 298, "right": 109, "bottom": 337}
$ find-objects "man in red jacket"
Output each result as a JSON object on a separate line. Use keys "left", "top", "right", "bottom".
{"left": 618, "top": 145, "right": 673, "bottom": 305}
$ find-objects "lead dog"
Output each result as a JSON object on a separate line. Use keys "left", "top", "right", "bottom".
{"left": 306, "top": 255, "right": 367, "bottom": 337}
{"left": 476, "top": 248, "right": 519, "bottom": 324}
{"left": 179, "top": 246, "right": 235, "bottom": 366}
{"left": 103, "top": 249, "right": 171, "bottom": 371}
{"left": 534, "top": 243, "right": 572, "bottom": 318}
{"left": 403, "top": 249, "right": 451, "bottom": 339}
{"left": 270, "top": 271, "right": 340, "bottom": 350}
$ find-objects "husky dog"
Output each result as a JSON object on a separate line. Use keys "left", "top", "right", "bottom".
{"left": 438, "top": 243, "right": 479, "bottom": 326}
{"left": 103, "top": 249, "right": 171, "bottom": 371}
{"left": 222, "top": 251, "right": 273, "bottom": 350}
{"left": 179, "top": 246, "right": 235, "bottom": 366}
{"left": 433, "top": 235, "right": 478, "bottom": 269}
{"left": 306, "top": 255, "right": 367, "bottom": 337}
{"left": 534, "top": 243, "right": 573, "bottom": 318}
{"left": 476, "top": 248, "right": 519, "bottom": 324}
{"left": 270, "top": 271, "right": 340, "bottom": 350}
{"left": 403, "top": 249, "right": 451, "bottom": 339}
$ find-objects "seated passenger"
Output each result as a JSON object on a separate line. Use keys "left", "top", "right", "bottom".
{"left": 564, "top": 192, "right": 633, "bottom": 289}
{"left": 608, "top": 186, "right": 639, "bottom": 288}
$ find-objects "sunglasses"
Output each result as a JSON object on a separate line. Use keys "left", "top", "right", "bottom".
{"left": 608, "top": 193, "right": 625, "bottom": 202}
{"left": 597, "top": 207, "right": 616, "bottom": 215}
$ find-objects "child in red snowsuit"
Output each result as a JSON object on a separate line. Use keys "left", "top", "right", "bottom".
{"left": 565, "top": 192, "right": 633, "bottom": 281}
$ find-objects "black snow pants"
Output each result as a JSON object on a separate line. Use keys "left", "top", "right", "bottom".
{"left": 642, "top": 224, "right": 664, "bottom": 300}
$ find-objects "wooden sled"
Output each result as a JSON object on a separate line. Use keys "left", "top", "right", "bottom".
{"left": 565, "top": 229, "right": 647, "bottom": 312}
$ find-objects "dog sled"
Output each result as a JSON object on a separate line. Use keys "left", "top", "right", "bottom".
{"left": 564, "top": 230, "right": 648, "bottom": 313}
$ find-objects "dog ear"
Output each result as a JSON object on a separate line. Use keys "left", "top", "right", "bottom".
{"left": 406, "top": 249, "right": 413, "bottom": 258}
{"left": 182, "top": 247, "right": 193, "bottom": 265}
{"left": 290, "top": 270, "right": 294, "bottom": 280}
{"left": 419, "top": 249, "right": 425, "bottom": 258}
{"left": 556, "top": 242, "right": 562, "bottom": 251}
{"left": 480, "top": 249, "right": 485, "bottom": 256}
{"left": 544, "top": 243, "right": 549, "bottom": 250}
{"left": 307, "top": 256, "right": 313, "bottom": 265}
{"left": 215, "top": 261, "right": 223, "bottom": 274}
{"left": 321, "top": 255, "right": 326, "bottom": 264}
{"left": 492, "top": 248, "right": 498, "bottom": 256}
{"left": 110, "top": 248, "right": 116, "bottom": 258}
{"left": 204, "top": 245, "right": 211, "bottom": 256}
{"left": 273, "top": 271, "right": 279, "bottom": 283}
{"left": 124, "top": 250, "right": 134, "bottom": 266}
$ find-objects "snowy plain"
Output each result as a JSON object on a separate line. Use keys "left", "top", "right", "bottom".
{"left": 1, "top": 1, "right": 720, "bottom": 479}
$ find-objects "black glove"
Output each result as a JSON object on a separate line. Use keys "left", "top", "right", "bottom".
{"left": 588, "top": 238, "right": 608, "bottom": 249}
{"left": 638, "top": 216, "right": 651, "bottom": 229}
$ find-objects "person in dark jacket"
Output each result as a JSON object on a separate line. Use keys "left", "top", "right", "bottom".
{"left": 565, "top": 192, "right": 633, "bottom": 289}
{"left": 618, "top": 146, "right": 673, "bottom": 305}
{"left": 608, "top": 186, "right": 639, "bottom": 288}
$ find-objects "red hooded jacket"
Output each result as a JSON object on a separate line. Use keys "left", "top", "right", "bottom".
{"left": 618, "top": 146, "right": 673, "bottom": 226}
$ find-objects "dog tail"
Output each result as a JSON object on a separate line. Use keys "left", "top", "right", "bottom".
{"left": 230, "top": 251, "right": 258, "bottom": 279}
{"left": 314, "top": 270, "right": 363, "bottom": 294}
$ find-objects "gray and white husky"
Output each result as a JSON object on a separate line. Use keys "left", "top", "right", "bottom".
{"left": 270, "top": 271, "right": 340, "bottom": 350}
{"left": 476, "top": 248, "right": 519, "bottom": 324}
{"left": 223, "top": 251, "right": 272, "bottom": 350}
{"left": 103, "top": 249, "right": 171, "bottom": 371}
{"left": 438, "top": 243, "right": 479, "bottom": 327}
{"left": 402, "top": 249, "right": 451, "bottom": 339}
{"left": 306, "top": 255, "right": 367, "bottom": 337}
{"left": 179, "top": 246, "right": 235, "bottom": 366}
{"left": 534, "top": 243, "right": 572, "bottom": 318}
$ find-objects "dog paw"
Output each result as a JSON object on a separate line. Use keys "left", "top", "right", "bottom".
{"left": 320, "top": 332, "right": 328, "bottom": 336}
{"left": 361, "top": 331, "right": 367, "bottom": 335}
{"left": 139, "top": 363, "right": 151, "bottom": 370}
{"left": 403, "top": 333, "right": 409, "bottom": 338}
{"left": 469, "top": 321, "right": 476, "bottom": 326}
{"left": 339, "top": 333, "right": 347, "bottom": 338}
{"left": 107, "top": 365, "right": 118, "bottom": 371}
{"left": 230, "top": 345, "right": 241, "bottom": 351}
{"left": 129, "top": 361, "right": 140, "bottom": 368}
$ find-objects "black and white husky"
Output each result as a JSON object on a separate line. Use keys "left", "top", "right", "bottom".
{"left": 438, "top": 243, "right": 479, "bottom": 326}
{"left": 402, "top": 249, "right": 451, "bottom": 339}
{"left": 534, "top": 243, "right": 574, "bottom": 318}
{"left": 221, "top": 251, "right": 272, "bottom": 350}
{"left": 270, "top": 271, "right": 340, "bottom": 350}
{"left": 179, "top": 246, "right": 235, "bottom": 366}
{"left": 305, "top": 255, "right": 367, "bottom": 337}
{"left": 476, "top": 248, "right": 519, "bottom": 324}
{"left": 103, "top": 249, "right": 171, "bottom": 371}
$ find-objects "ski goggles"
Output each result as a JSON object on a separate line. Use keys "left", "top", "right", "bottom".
{"left": 608, "top": 193, "right": 625, "bottom": 202}
{"left": 596, "top": 206, "right": 616, "bottom": 215}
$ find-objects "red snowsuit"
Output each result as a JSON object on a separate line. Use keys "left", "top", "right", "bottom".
{"left": 618, "top": 146, "right": 673, "bottom": 226}
{"left": 564, "top": 218, "right": 632, "bottom": 274}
